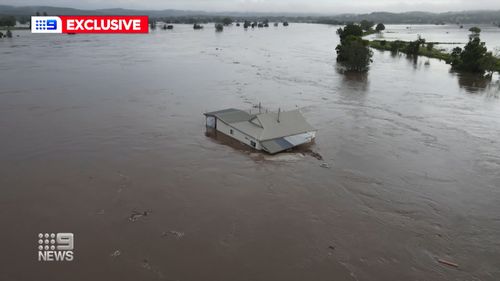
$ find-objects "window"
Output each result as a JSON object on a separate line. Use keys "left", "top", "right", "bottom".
{"left": 230, "top": 129, "right": 234, "bottom": 135}
{"left": 250, "top": 141, "right": 256, "bottom": 147}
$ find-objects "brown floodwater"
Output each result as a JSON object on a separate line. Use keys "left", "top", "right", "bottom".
{"left": 0, "top": 24, "right": 499, "bottom": 281}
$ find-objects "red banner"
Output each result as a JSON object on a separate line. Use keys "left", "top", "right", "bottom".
{"left": 60, "top": 16, "right": 149, "bottom": 33}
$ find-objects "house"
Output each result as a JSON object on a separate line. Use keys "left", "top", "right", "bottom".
{"left": 204, "top": 108, "right": 316, "bottom": 154}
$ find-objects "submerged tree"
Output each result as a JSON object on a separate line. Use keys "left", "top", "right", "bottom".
{"left": 375, "top": 23, "right": 385, "bottom": 32}
{"left": 404, "top": 36, "right": 426, "bottom": 56}
{"left": 450, "top": 31, "right": 496, "bottom": 75}
{"left": 468, "top": 26, "right": 481, "bottom": 37}
{"left": 336, "top": 23, "right": 363, "bottom": 42}
{"left": 336, "top": 24, "right": 373, "bottom": 72}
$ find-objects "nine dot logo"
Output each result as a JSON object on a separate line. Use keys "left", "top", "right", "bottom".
{"left": 31, "top": 17, "right": 62, "bottom": 33}
{"left": 34, "top": 19, "right": 57, "bottom": 31}
{"left": 38, "top": 232, "right": 74, "bottom": 261}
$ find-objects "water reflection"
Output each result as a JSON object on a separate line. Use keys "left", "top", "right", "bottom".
{"left": 336, "top": 69, "right": 369, "bottom": 93}
{"left": 454, "top": 71, "right": 499, "bottom": 96}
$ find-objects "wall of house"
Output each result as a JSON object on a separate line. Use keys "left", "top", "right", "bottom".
{"left": 216, "top": 119, "right": 262, "bottom": 150}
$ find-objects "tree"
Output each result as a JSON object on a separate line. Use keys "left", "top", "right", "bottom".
{"left": 221, "top": 17, "right": 233, "bottom": 26}
{"left": 405, "top": 36, "right": 426, "bottom": 56}
{"left": 458, "top": 37, "right": 488, "bottom": 72}
{"left": 336, "top": 35, "right": 373, "bottom": 72}
{"left": 0, "top": 16, "right": 16, "bottom": 27}
{"left": 337, "top": 24, "right": 363, "bottom": 42}
{"left": 451, "top": 35, "right": 496, "bottom": 74}
{"left": 375, "top": 23, "right": 385, "bottom": 32}
{"left": 468, "top": 26, "right": 481, "bottom": 34}
{"left": 450, "top": 46, "right": 463, "bottom": 66}
{"left": 426, "top": 42, "right": 434, "bottom": 51}
{"left": 215, "top": 23, "right": 223, "bottom": 32}
{"left": 360, "top": 20, "right": 374, "bottom": 31}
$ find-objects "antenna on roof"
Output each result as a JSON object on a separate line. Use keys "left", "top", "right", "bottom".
{"left": 277, "top": 108, "right": 280, "bottom": 123}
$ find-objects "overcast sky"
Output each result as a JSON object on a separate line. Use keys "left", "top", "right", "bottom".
{"left": 4, "top": 0, "right": 500, "bottom": 13}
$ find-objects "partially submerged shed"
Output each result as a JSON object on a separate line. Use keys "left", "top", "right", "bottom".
{"left": 204, "top": 108, "right": 316, "bottom": 154}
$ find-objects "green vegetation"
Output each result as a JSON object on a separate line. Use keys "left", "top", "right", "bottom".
{"left": 0, "top": 16, "right": 16, "bottom": 27}
{"left": 337, "top": 24, "right": 363, "bottom": 41}
{"left": 221, "top": 17, "right": 233, "bottom": 26}
{"left": 215, "top": 23, "right": 224, "bottom": 32}
{"left": 450, "top": 36, "right": 498, "bottom": 74}
{"left": 336, "top": 24, "right": 373, "bottom": 72}
{"left": 468, "top": 26, "right": 481, "bottom": 35}
{"left": 368, "top": 34, "right": 500, "bottom": 74}
{"left": 360, "top": 20, "right": 374, "bottom": 31}
{"left": 375, "top": 23, "right": 385, "bottom": 32}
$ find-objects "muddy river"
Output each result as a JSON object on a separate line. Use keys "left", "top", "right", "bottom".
{"left": 0, "top": 24, "right": 499, "bottom": 280}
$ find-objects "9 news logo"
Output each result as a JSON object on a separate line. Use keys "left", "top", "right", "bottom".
{"left": 38, "top": 232, "right": 74, "bottom": 262}
{"left": 31, "top": 15, "right": 149, "bottom": 34}
{"left": 31, "top": 17, "right": 62, "bottom": 33}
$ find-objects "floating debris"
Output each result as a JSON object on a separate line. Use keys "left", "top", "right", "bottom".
{"left": 110, "top": 250, "right": 121, "bottom": 257}
{"left": 328, "top": 245, "right": 335, "bottom": 250}
{"left": 129, "top": 210, "right": 151, "bottom": 222}
{"left": 141, "top": 259, "right": 152, "bottom": 270}
{"left": 162, "top": 230, "right": 185, "bottom": 239}
{"left": 438, "top": 258, "right": 459, "bottom": 268}
{"left": 320, "top": 163, "right": 331, "bottom": 169}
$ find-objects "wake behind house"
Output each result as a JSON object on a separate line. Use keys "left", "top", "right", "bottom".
{"left": 204, "top": 108, "right": 317, "bottom": 154}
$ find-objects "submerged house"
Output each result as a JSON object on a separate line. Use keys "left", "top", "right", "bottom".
{"left": 204, "top": 108, "right": 316, "bottom": 154}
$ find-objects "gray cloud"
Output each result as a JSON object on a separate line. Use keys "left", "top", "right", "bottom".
{"left": 4, "top": 0, "right": 500, "bottom": 13}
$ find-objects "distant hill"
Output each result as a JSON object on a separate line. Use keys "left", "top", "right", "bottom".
{"left": 1, "top": 5, "right": 500, "bottom": 24}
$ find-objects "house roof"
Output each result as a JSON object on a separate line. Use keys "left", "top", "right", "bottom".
{"left": 205, "top": 108, "right": 316, "bottom": 141}
{"left": 255, "top": 109, "right": 316, "bottom": 141}
{"left": 261, "top": 138, "right": 295, "bottom": 154}
{"left": 204, "top": 108, "right": 254, "bottom": 124}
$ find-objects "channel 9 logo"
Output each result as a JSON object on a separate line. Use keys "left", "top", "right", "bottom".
{"left": 37, "top": 232, "right": 74, "bottom": 262}
{"left": 31, "top": 17, "right": 62, "bottom": 33}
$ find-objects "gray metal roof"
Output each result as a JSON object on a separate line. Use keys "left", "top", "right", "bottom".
{"left": 205, "top": 108, "right": 316, "bottom": 142}
{"left": 261, "top": 138, "right": 295, "bottom": 154}
{"left": 256, "top": 109, "right": 316, "bottom": 141}
{"left": 204, "top": 108, "right": 254, "bottom": 124}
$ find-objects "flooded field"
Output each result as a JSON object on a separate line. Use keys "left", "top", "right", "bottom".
{"left": 0, "top": 24, "right": 500, "bottom": 281}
